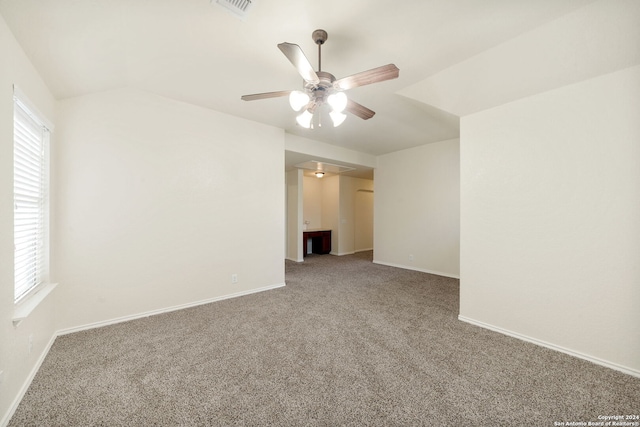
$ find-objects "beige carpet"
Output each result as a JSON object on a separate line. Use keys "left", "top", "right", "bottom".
{"left": 9, "top": 251, "right": 640, "bottom": 426}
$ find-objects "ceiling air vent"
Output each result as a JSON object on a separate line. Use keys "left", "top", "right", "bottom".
{"left": 213, "top": 0, "right": 253, "bottom": 20}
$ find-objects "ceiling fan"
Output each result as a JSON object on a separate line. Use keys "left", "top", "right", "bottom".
{"left": 241, "top": 29, "right": 399, "bottom": 129}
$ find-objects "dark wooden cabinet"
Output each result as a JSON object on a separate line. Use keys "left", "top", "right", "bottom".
{"left": 303, "top": 229, "right": 331, "bottom": 257}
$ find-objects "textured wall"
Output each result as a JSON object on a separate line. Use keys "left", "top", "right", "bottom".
{"left": 0, "top": 14, "right": 58, "bottom": 426}
{"left": 54, "top": 88, "right": 285, "bottom": 330}
{"left": 374, "top": 139, "right": 460, "bottom": 278}
{"left": 460, "top": 65, "right": 640, "bottom": 373}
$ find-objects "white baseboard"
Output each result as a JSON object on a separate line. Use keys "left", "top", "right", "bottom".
{"left": 372, "top": 260, "right": 460, "bottom": 280}
{"left": 458, "top": 315, "right": 640, "bottom": 379}
{"left": 1, "top": 333, "right": 57, "bottom": 427}
{"left": 354, "top": 248, "right": 373, "bottom": 253}
{"left": 285, "top": 257, "right": 303, "bottom": 263}
{"left": 58, "top": 283, "right": 286, "bottom": 336}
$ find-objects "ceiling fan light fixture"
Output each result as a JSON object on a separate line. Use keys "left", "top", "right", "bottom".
{"left": 329, "top": 111, "right": 347, "bottom": 127}
{"left": 289, "top": 91, "right": 310, "bottom": 111}
{"left": 327, "top": 92, "right": 347, "bottom": 113}
{"left": 296, "top": 110, "right": 314, "bottom": 128}
{"left": 315, "top": 171, "right": 325, "bottom": 178}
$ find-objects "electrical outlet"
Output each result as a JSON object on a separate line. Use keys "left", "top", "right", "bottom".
{"left": 28, "top": 334, "right": 33, "bottom": 354}
{"left": 231, "top": 274, "right": 238, "bottom": 284}
{"left": 409, "top": 254, "right": 414, "bottom": 261}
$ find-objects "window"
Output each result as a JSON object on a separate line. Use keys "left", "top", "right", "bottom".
{"left": 13, "top": 88, "right": 52, "bottom": 303}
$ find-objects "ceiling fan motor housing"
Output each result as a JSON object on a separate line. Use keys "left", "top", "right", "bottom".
{"left": 305, "top": 71, "right": 337, "bottom": 105}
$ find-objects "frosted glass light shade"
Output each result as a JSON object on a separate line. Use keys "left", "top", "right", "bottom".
{"left": 296, "top": 110, "right": 314, "bottom": 128}
{"left": 327, "top": 92, "right": 347, "bottom": 113}
{"left": 329, "top": 111, "right": 347, "bottom": 127}
{"left": 289, "top": 91, "right": 310, "bottom": 111}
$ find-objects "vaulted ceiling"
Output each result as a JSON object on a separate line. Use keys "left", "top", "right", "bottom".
{"left": 0, "top": 0, "right": 601, "bottom": 156}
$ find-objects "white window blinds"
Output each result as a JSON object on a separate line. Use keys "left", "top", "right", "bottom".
{"left": 13, "top": 95, "right": 50, "bottom": 303}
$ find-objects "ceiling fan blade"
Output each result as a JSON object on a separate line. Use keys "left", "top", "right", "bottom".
{"left": 241, "top": 90, "right": 292, "bottom": 101}
{"left": 333, "top": 64, "right": 399, "bottom": 91}
{"left": 277, "top": 42, "right": 320, "bottom": 84}
{"left": 345, "top": 99, "right": 375, "bottom": 120}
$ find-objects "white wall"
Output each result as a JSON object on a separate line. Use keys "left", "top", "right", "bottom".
{"left": 321, "top": 175, "right": 340, "bottom": 255}
{"left": 0, "top": 14, "right": 58, "bottom": 425}
{"left": 374, "top": 139, "right": 460, "bottom": 278}
{"left": 54, "top": 88, "right": 285, "bottom": 330}
{"left": 302, "top": 175, "right": 323, "bottom": 230}
{"left": 354, "top": 190, "right": 374, "bottom": 252}
{"left": 460, "top": 65, "right": 640, "bottom": 374}
{"left": 286, "top": 169, "right": 303, "bottom": 261}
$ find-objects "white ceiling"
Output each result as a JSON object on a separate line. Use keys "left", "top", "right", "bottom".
{"left": 0, "top": 0, "right": 598, "bottom": 159}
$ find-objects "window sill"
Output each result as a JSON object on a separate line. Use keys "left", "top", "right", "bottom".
{"left": 13, "top": 283, "right": 58, "bottom": 327}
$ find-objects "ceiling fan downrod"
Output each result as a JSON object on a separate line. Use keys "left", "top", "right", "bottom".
{"left": 312, "top": 29, "right": 328, "bottom": 72}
